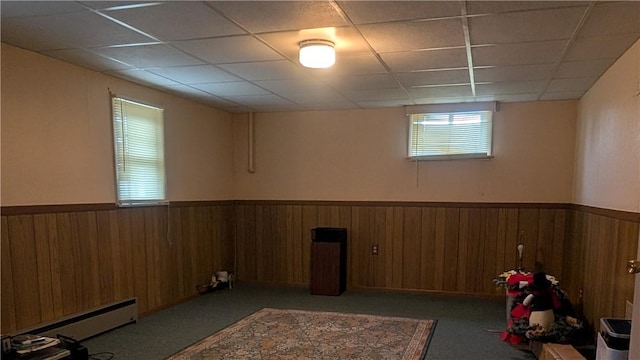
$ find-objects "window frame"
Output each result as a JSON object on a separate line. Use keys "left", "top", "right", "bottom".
{"left": 111, "top": 95, "right": 167, "bottom": 207}
{"left": 405, "top": 102, "right": 496, "bottom": 161}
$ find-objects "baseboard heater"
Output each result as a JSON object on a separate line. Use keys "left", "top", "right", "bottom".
{"left": 13, "top": 298, "right": 137, "bottom": 341}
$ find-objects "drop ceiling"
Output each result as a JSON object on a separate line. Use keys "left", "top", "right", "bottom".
{"left": 2, "top": 1, "right": 639, "bottom": 113}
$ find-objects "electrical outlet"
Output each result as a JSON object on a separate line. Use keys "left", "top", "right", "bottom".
{"left": 626, "top": 300, "right": 633, "bottom": 319}
{"left": 371, "top": 244, "right": 379, "bottom": 255}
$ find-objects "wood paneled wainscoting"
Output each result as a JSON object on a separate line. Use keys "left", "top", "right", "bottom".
{"left": 563, "top": 206, "right": 639, "bottom": 332}
{"left": 234, "top": 201, "right": 570, "bottom": 294}
{"left": 3, "top": 200, "right": 638, "bottom": 337}
{"left": 1, "top": 202, "right": 235, "bottom": 334}
{"left": 235, "top": 200, "right": 639, "bottom": 332}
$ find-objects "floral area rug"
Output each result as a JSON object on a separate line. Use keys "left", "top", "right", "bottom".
{"left": 168, "top": 308, "right": 437, "bottom": 360}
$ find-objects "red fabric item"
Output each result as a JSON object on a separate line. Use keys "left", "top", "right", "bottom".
{"left": 500, "top": 331, "right": 525, "bottom": 345}
{"left": 511, "top": 304, "right": 530, "bottom": 319}
{"left": 507, "top": 273, "right": 532, "bottom": 286}
{"left": 506, "top": 273, "right": 533, "bottom": 296}
{"left": 500, "top": 331, "right": 510, "bottom": 341}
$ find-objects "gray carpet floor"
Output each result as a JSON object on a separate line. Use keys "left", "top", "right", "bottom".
{"left": 82, "top": 284, "right": 538, "bottom": 360}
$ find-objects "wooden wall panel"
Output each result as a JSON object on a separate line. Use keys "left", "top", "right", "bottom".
{"left": 1, "top": 216, "right": 17, "bottom": 331}
{"left": 419, "top": 208, "right": 437, "bottom": 290}
{"left": 8, "top": 215, "right": 42, "bottom": 328}
{"left": 1, "top": 202, "right": 235, "bottom": 334}
{"left": 432, "top": 208, "right": 446, "bottom": 290}
{"left": 55, "top": 213, "right": 80, "bottom": 317}
{"left": 32, "top": 214, "right": 55, "bottom": 324}
{"left": 482, "top": 209, "right": 499, "bottom": 293}
{"left": 562, "top": 209, "right": 639, "bottom": 333}
{"left": 390, "top": 207, "right": 404, "bottom": 289}
{"left": 613, "top": 221, "right": 639, "bottom": 316}
{"left": 95, "top": 211, "right": 115, "bottom": 306}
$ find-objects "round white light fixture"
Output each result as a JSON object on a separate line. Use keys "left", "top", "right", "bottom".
{"left": 299, "top": 40, "right": 335, "bottom": 69}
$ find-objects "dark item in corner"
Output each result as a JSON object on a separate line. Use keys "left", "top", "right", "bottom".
{"left": 310, "top": 227, "right": 347, "bottom": 296}
{"left": 2, "top": 335, "right": 88, "bottom": 360}
{"left": 196, "top": 281, "right": 229, "bottom": 294}
{"left": 56, "top": 335, "right": 88, "bottom": 360}
{"left": 196, "top": 271, "right": 234, "bottom": 294}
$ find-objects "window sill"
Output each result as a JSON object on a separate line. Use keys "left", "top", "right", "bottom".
{"left": 407, "top": 154, "right": 494, "bottom": 161}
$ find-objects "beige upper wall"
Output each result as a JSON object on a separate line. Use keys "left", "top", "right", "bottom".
{"left": 574, "top": 39, "right": 640, "bottom": 213}
{"left": 1, "top": 44, "right": 235, "bottom": 206}
{"left": 233, "top": 100, "right": 577, "bottom": 202}
{"left": 1, "top": 42, "right": 583, "bottom": 206}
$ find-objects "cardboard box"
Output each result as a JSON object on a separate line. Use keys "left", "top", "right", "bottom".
{"left": 530, "top": 341, "right": 585, "bottom": 360}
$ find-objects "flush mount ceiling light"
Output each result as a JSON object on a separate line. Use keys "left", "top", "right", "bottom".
{"left": 299, "top": 39, "right": 335, "bottom": 69}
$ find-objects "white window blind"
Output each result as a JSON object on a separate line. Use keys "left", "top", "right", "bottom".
{"left": 408, "top": 110, "right": 493, "bottom": 160}
{"left": 112, "top": 97, "right": 166, "bottom": 206}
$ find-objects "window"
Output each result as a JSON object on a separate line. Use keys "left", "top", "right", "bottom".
{"left": 408, "top": 110, "right": 493, "bottom": 160}
{"left": 112, "top": 96, "right": 166, "bottom": 206}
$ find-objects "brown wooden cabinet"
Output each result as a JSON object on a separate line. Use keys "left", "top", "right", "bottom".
{"left": 310, "top": 228, "right": 347, "bottom": 296}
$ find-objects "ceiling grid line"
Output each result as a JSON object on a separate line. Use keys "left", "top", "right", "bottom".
{"left": 460, "top": 1, "right": 476, "bottom": 97}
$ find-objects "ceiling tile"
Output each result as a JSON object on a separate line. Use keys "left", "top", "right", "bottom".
{"left": 360, "top": 18, "right": 466, "bottom": 52}
{"left": 337, "top": 1, "right": 462, "bottom": 24}
{"left": 469, "top": 7, "right": 586, "bottom": 44}
{"left": 312, "top": 53, "right": 388, "bottom": 76}
{"left": 467, "top": 1, "right": 588, "bottom": 15}
{"left": 408, "top": 85, "right": 473, "bottom": 98}
{"left": 380, "top": 48, "right": 469, "bottom": 72}
{"left": 305, "top": 102, "right": 361, "bottom": 111}
{"left": 147, "top": 65, "right": 241, "bottom": 84}
{"left": 251, "top": 103, "right": 308, "bottom": 112}
{"left": 107, "top": 69, "right": 182, "bottom": 87}
{"left": 555, "top": 59, "right": 616, "bottom": 79}
{"left": 192, "top": 81, "right": 271, "bottom": 97}
{"left": 0, "top": 10, "right": 154, "bottom": 51}
{"left": 209, "top": 1, "right": 347, "bottom": 33}
{"left": 254, "top": 79, "right": 350, "bottom": 104}
{"left": 219, "top": 60, "right": 308, "bottom": 81}
{"left": 539, "top": 91, "right": 585, "bottom": 101}
{"left": 546, "top": 77, "right": 597, "bottom": 93}
{"left": 93, "top": 43, "right": 204, "bottom": 68}
{"left": 42, "top": 48, "right": 134, "bottom": 71}
{"left": 472, "top": 41, "right": 566, "bottom": 66}
{"left": 1, "top": 1, "right": 85, "bottom": 18}
{"left": 356, "top": 99, "right": 413, "bottom": 108}
{"left": 475, "top": 80, "right": 547, "bottom": 96}
{"left": 564, "top": 34, "right": 640, "bottom": 61}
{"left": 163, "top": 84, "right": 222, "bottom": 98}
{"left": 579, "top": 1, "right": 640, "bottom": 38}
{"left": 490, "top": 94, "right": 540, "bottom": 102}
{"left": 173, "top": 36, "right": 284, "bottom": 64}
{"left": 473, "top": 64, "right": 555, "bottom": 82}
{"left": 104, "top": 2, "right": 246, "bottom": 41}
{"left": 341, "top": 88, "right": 410, "bottom": 102}
{"left": 220, "top": 94, "right": 298, "bottom": 109}
{"left": 163, "top": 84, "right": 240, "bottom": 107}
{"left": 324, "top": 74, "right": 400, "bottom": 91}
{"left": 395, "top": 69, "right": 470, "bottom": 87}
